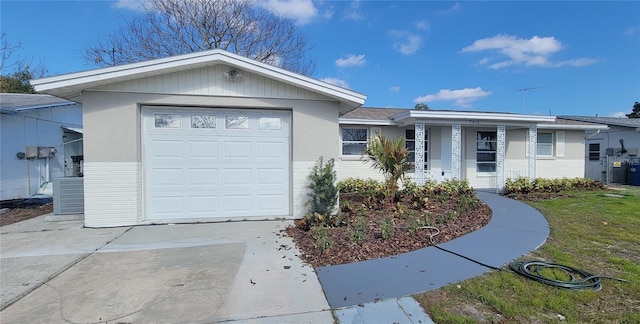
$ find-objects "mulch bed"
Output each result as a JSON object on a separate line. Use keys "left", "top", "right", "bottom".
{"left": 0, "top": 202, "right": 53, "bottom": 227}
{"left": 284, "top": 193, "right": 492, "bottom": 268}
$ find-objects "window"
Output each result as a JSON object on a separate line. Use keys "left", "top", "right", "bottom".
{"left": 225, "top": 115, "right": 249, "bottom": 129}
{"left": 537, "top": 132, "right": 553, "bottom": 156}
{"left": 342, "top": 128, "right": 368, "bottom": 155}
{"left": 258, "top": 117, "right": 282, "bottom": 130}
{"left": 190, "top": 114, "right": 216, "bottom": 128}
{"left": 154, "top": 113, "right": 181, "bottom": 128}
{"left": 477, "top": 131, "right": 497, "bottom": 172}
{"left": 405, "top": 129, "right": 429, "bottom": 170}
{"left": 589, "top": 143, "right": 600, "bottom": 161}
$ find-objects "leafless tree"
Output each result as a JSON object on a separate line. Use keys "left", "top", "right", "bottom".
{"left": 83, "top": 0, "right": 314, "bottom": 75}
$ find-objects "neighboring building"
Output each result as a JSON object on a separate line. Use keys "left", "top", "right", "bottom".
{"left": 31, "top": 49, "right": 603, "bottom": 228}
{"left": 0, "top": 93, "right": 83, "bottom": 201}
{"left": 559, "top": 116, "right": 640, "bottom": 183}
{"left": 340, "top": 108, "right": 605, "bottom": 189}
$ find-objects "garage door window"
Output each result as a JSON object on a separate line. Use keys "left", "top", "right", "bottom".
{"left": 258, "top": 117, "right": 282, "bottom": 130}
{"left": 191, "top": 114, "right": 216, "bottom": 128}
{"left": 155, "top": 113, "right": 181, "bottom": 128}
{"left": 225, "top": 115, "right": 249, "bottom": 129}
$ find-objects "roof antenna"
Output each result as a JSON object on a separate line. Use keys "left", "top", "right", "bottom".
{"left": 515, "top": 87, "right": 542, "bottom": 112}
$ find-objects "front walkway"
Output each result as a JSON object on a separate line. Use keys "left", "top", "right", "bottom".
{"left": 317, "top": 191, "right": 550, "bottom": 308}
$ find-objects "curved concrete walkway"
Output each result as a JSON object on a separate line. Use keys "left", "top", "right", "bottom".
{"left": 317, "top": 191, "right": 550, "bottom": 308}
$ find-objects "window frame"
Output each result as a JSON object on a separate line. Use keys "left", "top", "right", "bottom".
{"left": 405, "top": 129, "right": 429, "bottom": 170}
{"left": 341, "top": 127, "right": 369, "bottom": 156}
{"left": 476, "top": 131, "right": 497, "bottom": 173}
{"left": 588, "top": 143, "right": 600, "bottom": 161}
{"left": 537, "top": 132, "right": 554, "bottom": 157}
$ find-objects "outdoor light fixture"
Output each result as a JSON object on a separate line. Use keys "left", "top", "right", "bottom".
{"left": 224, "top": 68, "right": 243, "bottom": 82}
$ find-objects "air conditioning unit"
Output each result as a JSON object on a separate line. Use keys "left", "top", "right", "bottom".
{"left": 25, "top": 146, "right": 38, "bottom": 158}
{"left": 53, "top": 177, "right": 84, "bottom": 215}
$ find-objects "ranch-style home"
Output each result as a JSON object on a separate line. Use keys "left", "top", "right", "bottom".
{"left": 31, "top": 49, "right": 603, "bottom": 228}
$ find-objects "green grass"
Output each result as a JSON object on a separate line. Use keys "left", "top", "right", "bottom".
{"left": 415, "top": 186, "right": 640, "bottom": 323}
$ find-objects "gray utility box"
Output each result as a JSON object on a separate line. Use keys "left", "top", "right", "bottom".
{"left": 53, "top": 177, "right": 84, "bottom": 215}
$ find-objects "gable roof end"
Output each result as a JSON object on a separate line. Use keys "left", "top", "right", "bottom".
{"left": 30, "top": 49, "right": 366, "bottom": 110}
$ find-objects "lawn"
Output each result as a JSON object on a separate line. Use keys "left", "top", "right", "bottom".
{"left": 415, "top": 185, "right": 640, "bottom": 323}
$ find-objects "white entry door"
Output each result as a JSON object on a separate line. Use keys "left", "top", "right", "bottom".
{"left": 142, "top": 107, "right": 290, "bottom": 220}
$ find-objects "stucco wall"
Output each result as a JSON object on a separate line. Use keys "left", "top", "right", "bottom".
{"left": 81, "top": 90, "right": 341, "bottom": 226}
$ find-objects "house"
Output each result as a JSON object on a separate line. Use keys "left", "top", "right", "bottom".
{"left": 31, "top": 49, "right": 366, "bottom": 227}
{"left": 31, "top": 49, "right": 602, "bottom": 228}
{"left": 558, "top": 116, "right": 640, "bottom": 184}
{"left": 339, "top": 108, "right": 606, "bottom": 189}
{"left": 0, "top": 93, "right": 83, "bottom": 201}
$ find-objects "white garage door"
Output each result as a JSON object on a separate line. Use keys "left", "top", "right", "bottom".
{"left": 143, "top": 107, "right": 290, "bottom": 220}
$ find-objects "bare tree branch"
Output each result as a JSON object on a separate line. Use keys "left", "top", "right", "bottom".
{"left": 83, "top": 0, "right": 314, "bottom": 75}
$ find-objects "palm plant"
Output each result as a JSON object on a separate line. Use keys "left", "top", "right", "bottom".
{"left": 363, "top": 133, "right": 412, "bottom": 205}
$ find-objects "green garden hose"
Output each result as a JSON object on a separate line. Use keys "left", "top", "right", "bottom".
{"left": 509, "top": 260, "right": 627, "bottom": 291}
{"left": 418, "top": 226, "right": 627, "bottom": 291}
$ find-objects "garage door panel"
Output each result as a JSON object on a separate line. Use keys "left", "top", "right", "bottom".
{"left": 188, "top": 168, "right": 218, "bottom": 186}
{"left": 224, "top": 195, "right": 253, "bottom": 212}
{"left": 149, "top": 168, "right": 184, "bottom": 187}
{"left": 256, "top": 141, "right": 287, "bottom": 160}
{"left": 188, "top": 140, "right": 219, "bottom": 159}
{"left": 222, "top": 141, "right": 252, "bottom": 160}
{"left": 144, "top": 108, "right": 290, "bottom": 220}
{"left": 190, "top": 196, "right": 219, "bottom": 213}
{"left": 257, "top": 194, "right": 285, "bottom": 211}
{"left": 257, "top": 168, "right": 285, "bottom": 185}
{"left": 148, "top": 140, "right": 184, "bottom": 159}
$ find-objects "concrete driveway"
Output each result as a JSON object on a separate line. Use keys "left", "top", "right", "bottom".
{"left": 1, "top": 216, "right": 332, "bottom": 323}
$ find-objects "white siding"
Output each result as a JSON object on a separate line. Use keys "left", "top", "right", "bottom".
{"left": 337, "top": 159, "right": 385, "bottom": 182}
{"left": 0, "top": 105, "right": 82, "bottom": 200}
{"left": 83, "top": 162, "right": 141, "bottom": 227}
{"left": 90, "top": 65, "right": 332, "bottom": 101}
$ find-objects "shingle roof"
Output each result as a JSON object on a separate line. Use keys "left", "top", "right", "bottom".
{"left": 340, "top": 107, "right": 411, "bottom": 120}
{"left": 0, "top": 93, "right": 76, "bottom": 113}
{"left": 559, "top": 116, "right": 640, "bottom": 128}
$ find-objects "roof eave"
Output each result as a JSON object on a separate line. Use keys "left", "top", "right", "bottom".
{"left": 31, "top": 49, "right": 366, "bottom": 108}
{"left": 392, "top": 110, "right": 556, "bottom": 123}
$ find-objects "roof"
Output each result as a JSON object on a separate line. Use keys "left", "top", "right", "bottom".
{"left": 30, "top": 49, "right": 366, "bottom": 110}
{"left": 0, "top": 93, "right": 78, "bottom": 113}
{"left": 340, "top": 107, "right": 606, "bottom": 130}
{"left": 559, "top": 116, "right": 640, "bottom": 128}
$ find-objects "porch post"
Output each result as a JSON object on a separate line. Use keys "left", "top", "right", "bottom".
{"left": 415, "top": 122, "right": 425, "bottom": 185}
{"left": 528, "top": 124, "right": 537, "bottom": 181}
{"left": 451, "top": 123, "right": 462, "bottom": 180}
{"left": 496, "top": 125, "right": 506, "bottom": 193}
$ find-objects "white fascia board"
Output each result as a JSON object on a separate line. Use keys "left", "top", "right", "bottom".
{"left": 338, "top": 118, "right": 397, "bottom": 126}
{"left": 31, "top": 49, "right": 366, "bottom": 107}
{"left": 15, "top": 102, "right": 80, "bottom": 111}
{"left": 537, "top": 124, "right": 609, "bottom": 130}
{"left": 392, "top": 110, "right": 556, "bottom": 123}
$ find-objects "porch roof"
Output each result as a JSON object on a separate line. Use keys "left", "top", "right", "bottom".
{"left": 340, "top": 107, "right": 606, "bottom": 130}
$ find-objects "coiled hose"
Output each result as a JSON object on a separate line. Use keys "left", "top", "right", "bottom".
{"left": 419, "top": 226, "right": 627, "bottom": 290}
{"left": 509, "top": 260, "right": 627, "bottom": 291}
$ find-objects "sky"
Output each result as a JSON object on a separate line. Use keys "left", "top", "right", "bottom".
{"left": 1, "top": 1, "right": 639, "bottom": 117}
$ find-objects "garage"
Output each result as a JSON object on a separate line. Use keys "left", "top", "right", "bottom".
{"left": 143, "top": 107, "right": 291, "bottom": 221}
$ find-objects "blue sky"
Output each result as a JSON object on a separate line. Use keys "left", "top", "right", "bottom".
{"left": 1, "top": 1, "right": 639, "bottom": 117}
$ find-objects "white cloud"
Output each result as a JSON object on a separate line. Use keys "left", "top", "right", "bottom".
{"left": 462, "top": 34, "right": 598, "bottom": 69}
{"left": 113, "top": 0, "right": 144, "bottom": 11}
{"left": 414, "top": 87, "right": 491, "bottom": 108}
{"left": 436, "top": 2, "right": 461, "bottom": 15}
{"left": 335, "top": 54, "right": 366, "bottom": 67}
{"left": 321, "top": 77, "right": 350, "bottom": 89}
{"left": 415, "top": 19, "right": 429, "bottom": 31}
{"left": 343, "top": 0, "right": 365, "bottom": 21}
{"left": 389, "top": 86, "right": 400, "bottom": 92}
{"left": 389, "top": 30, "right": 421, "bottom": 55}
{"left": 262, "top": 0, "right": 318, "bottom": 25}
{"left": 609, "top": 111, "right": 627, "bottom": 118}
{"left": 624, "top": 27, "right": 637, "bottom": 37}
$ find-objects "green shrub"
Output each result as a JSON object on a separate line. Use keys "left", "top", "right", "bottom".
{"left": 312, "top": 226, "right": 331, "bottom": 251}
{"left": 504, "top": 177, "right": 605, "bottom": 195}
{"left": 304, "top": 157, "right": 338, "bottom": 226}
{"left": 349, "top": 216, "right": 368, "bottom": 243}
{"left": 380, "top": 216, "right": 395, "bottom": 240}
